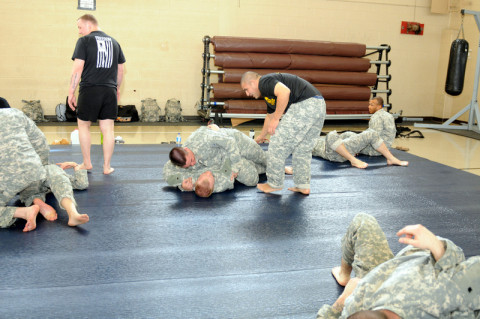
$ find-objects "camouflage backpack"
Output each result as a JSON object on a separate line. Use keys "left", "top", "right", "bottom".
{"left": 22, "top": 100, "right": 48, "bottom": 122}
{"left": 140, "top": 98, "right": 161, "bottom": 122}
{"left": 164, "top": 98, "right": 185, "bottom": 122}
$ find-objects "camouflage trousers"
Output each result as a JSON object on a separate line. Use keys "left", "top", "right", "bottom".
{"left": 0, "top": 168, "right": 47, "bottom": 228}
{"left": 341, "top": 213, "right": 394, "bottom": 279}
{"left": 233, "top": 130, "right": 267, "bottom": 167}
{"left": 331, "top": 130, "right": 388, "bottom": 157}
{"left": 234, "top": 131, "right": 266, "bottom": 186}
{"left": 325, "top": 129, "right": 384, "bottom": 163}
{"left": 0, "top": 191, "right": 19, "bottom": 228}
{"left": 267, "top": 97, "right": 326, "bottom": 189}
{"left": 236, "top": 158, "right": 266, "bottom": 186}
{"left": 19, "top": 164, "right": 77, "bottom": 210}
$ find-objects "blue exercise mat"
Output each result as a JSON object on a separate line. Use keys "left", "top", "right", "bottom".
{"left": 0, "top": 144, "right": 479, "bottom": 318}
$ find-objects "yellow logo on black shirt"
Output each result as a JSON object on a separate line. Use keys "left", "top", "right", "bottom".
{"left": 264, "top": 97, "right": 276, "bottom": 106}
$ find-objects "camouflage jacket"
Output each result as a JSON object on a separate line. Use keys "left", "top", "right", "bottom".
{"left": 317, "top": 238, "right": 480, "bottom": 318}
{"left": 368, "top": 108, "right": 396, "bottom": 148}
{"left": 0, "top": 108, "right": 49, "bottom": 190}
{"left": 183, "top": 127, "right": 243, "bottom": 173}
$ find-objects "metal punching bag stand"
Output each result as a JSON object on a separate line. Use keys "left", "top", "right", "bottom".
{"left": 415, "top": 9, "right": 480, "bottom": 133}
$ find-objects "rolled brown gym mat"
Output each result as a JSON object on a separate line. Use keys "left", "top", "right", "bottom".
{"left": 219, "top": 69, "right": 378, "bottom": 86}
{"left": 214, "top": 52, "right": 371, "bottom": 72}
{"left": 222, "top": 99, "right": 369, "bottom": 114}
{"left": 325, "top": 100, "right": 369, "bottom": 114}
{"left": 211, "top": 83, "right": 371, "bottom": 100}
{"left": 211, "top": 36, "right": 366, "bottom": 57}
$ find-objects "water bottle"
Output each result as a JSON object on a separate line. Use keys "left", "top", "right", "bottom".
{"left": 176, "top": 133, "right": 182, "bottom": 146}
{"left": 249, "top": 129, "right": 255, "bottom": 139}
{"left": 70, "top": 129, "right": 80, "bottom": 144}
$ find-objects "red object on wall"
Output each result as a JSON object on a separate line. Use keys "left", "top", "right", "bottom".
{"left": 401, "top": 21, "right": 424, "bottom": 35}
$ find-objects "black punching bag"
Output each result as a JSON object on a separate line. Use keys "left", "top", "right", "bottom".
{"left": 445, "top": 39, "right": 469, "bottom": 96}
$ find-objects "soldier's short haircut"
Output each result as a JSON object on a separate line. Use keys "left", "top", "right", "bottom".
{"left": 348, "top": 310, "right": 388, "bottom": 319}
{"left": 241, "top": 71, "right": 261, "bottom": 84}
{"left": 195, "top": 179, "right": 213, "bottom": 198}
{"left": 0, "top": 97, "right": 11, "bottom": 108}
{"left": 78, "top": 14, "right": 98, "bottom": 25}
{"left": 169, "top": 147, "right": 186, "bottom": 167}
{"left": 372, "top": 97, "right": 384, "bottom": 107}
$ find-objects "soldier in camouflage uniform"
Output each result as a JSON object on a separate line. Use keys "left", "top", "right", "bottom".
{"left": 241, "top": 72, "right": 326, "bottom": 195}
{"left": 164, "top": 125, "right": 266, "bottom": 195}
{"left": 0, "top": 109, "right": 49, "bottom": 232}
{"left": 185, "top": 157, "right": 265, "bottom": 196}
{"left": 360, "top": 97, "right": 397, "bottom": 156}
{"left": 312, "top": 130, "right": 408, "bottom": 168}
{"left": 0, "top": 109, "right": 89, "bottom": 231}
{"left": 338, "top": 97, "right": 396, "bottom": 158}
{"left": 19, "top": 162, "right": 90, "bottom": 227}
{"left": 169, "top": 126, "right": 266, "bottom": 175}
{"left": 317, "top": 213, "right": 480, "bottom": 318}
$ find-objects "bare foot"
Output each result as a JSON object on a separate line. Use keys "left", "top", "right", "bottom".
{"left": 23, "top": 205, "right": 40, "bottom": 232}
{"left": 104, "top": 167, "right": 115, "bottom": 175}
{"left": 68, "top": 213, "right": 90, "bottom": 227}
{"left": 332, "top": 266, "right": 350, "bottom": 287}
{"left": 33, "top": 198, "right": 57, "bottom": 221}
{"left": 78, "top": 163, "right": 93, "bottom": 170}
{"left": 285, "top": 166, "right": 293, "bottom": 175}
{"left": 387, "top": 158, "right": 409, "bottom": 166}
{"left": 288, "top": 187, "right": 310, "bottom": 195}
{"left": 350, "top": 158, "right": 368, "bottom": 169}
{"left": 257, "top": 183, "right": 282, "bottom": 193}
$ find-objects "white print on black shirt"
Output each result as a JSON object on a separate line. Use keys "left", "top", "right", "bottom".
{"left": 95, "top": 36, "right": 113, "bottom": 68}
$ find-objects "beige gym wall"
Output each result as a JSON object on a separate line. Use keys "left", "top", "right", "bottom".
{"left": 0, "top": 0, "right": 475, "bottom": 119}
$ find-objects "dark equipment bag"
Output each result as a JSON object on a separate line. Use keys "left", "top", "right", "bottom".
{"left": 65, "top": 97, "right": 78, "bottom": 122}
{"left": 116, "top": 105, "right": 139, "bottom": 122}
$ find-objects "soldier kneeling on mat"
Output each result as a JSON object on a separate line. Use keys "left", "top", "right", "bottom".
{"left": 0, "top": 108, "right": 89, "bottom": 232}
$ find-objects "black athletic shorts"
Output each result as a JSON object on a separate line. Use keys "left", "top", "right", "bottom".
{"left": 77, "top": 86, "right": 117, "bottom": 122}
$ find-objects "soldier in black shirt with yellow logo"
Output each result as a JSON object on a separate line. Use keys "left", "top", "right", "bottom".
{"left": 241, "top": 72, "right": 326, "bottom": 195}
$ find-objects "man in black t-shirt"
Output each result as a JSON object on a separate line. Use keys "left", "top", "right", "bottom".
{"left": 240, "top": 72, "right": 326, "bottom": 195}
{"left": 68, "top": 14, "right": 126, "bottom": 175}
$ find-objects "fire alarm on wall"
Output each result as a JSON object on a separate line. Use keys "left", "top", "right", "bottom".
{"left": 401, "top": 21, "right": 424, "bottom": 35}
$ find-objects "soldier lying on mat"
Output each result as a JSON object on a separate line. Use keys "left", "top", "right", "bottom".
{"left": 168, "top": 125, "right": 266, "bottom": 173}
{"left": 166, "top": 156, "right": 265, "bottom": 197}
{"left": 309, "top": 129, "right": 408, "bottom": 169}
{"left": 18, "top": 161, "right": 90, "bottom": 227}
{"left": 316, "top": 213, "right": 480, "bottom": 319}
{"left": 163, "top": 125, "right": 267, "bottom": 196}
{"left": 183, "top": 157, "right": 266, "bottom": 197}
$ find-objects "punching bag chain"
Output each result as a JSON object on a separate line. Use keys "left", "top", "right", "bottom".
{"left": 457, "top": 13, "right": 465, "bottom": 40}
